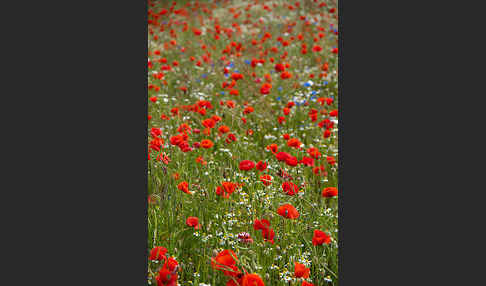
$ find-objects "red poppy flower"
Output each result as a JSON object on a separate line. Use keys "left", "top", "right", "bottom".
{"left": 196, "top": 156, "right": 206, "bottom": 166}
{"left": 211, "top": 250, "right": 240, "bottom": 277}
{"left": 177, "top": 141, "right": 192, "bottom": 152}
{"left": 253, "top": 219, "right": 274, "bottom": 244}
{"left": 256, "top": 161, "right": 267, "bottom": 171}
{"left": 156, "top": 267, "right": 177, "bottom": 286}
{"left": 166, "top": 256, "right": 178, "bottom": 271}
{"left": 239, "top": 160, "right": 255, "bottom": 171}
{"left": 177, "top": 181, "right": 192, "bottom": 194}
{"left": 149, "top": 246, "right": 167, "bottom": 261}
{"left": 282, "top": 181, "right": 299, "bottom": 195}
{"left": 202, "top": 118, "right": 216, "bottom": 129}
{"left": 227, "top": 278, "right": 242, "bottom": 286}
{"left": 231, "top": 73, "right": 244, "bottom": 81}
{"left": 287, "top": 138, "right": 301, "bottom": 148}
{"left": 327, "top": 156, "right": 336, "bottom": 165}
{"left": 216, "top": 182, "right": 239, "bottom": 198}
{"left": 266, "top": 144, "right": 278, "bottom": 154}
{"left": 170, "top": 135, "right": 184, "bottom": 146}
{"left": 198, "top": 108, "right": 207, "bottom": 116}
{"left": 302, "top": 281, "right": 315, "bottom": 286}
{"left": 294, "top": 262, "right": 310, "bottom": 278}
{"left": 285, "top": 155, "right": 299, "bottom": 167}
{"left": 216, "top": 186, "right": 230, "bottom": 198}
{"left": 277, "top": 204, "right": 300, "bottom": 219}
{"left": 219, "top": 125, "right": 230, "bottom": 133}
{"left": 156, "top": 257, "right": 179, "bottom": 286}
{"left": 307, "top": 147, "right": 321, "bottom": 159}
{"left": 201, "top": 139, "right": 214, "bottom": 149}
{"left": 322, "top": 187, "right": 338, "bottom": 197}
{"left": 281, "top": 71, "right": 292, "bottom": 79}
{"left": 276, "top": 151, "right": 290, "bottom": 161}
{"left": 243, "top": 106, "right": 254, "bottom": 114}
{"left": 313, "top": 166, "right": 326, "bottom": 176}
{"left": 323, "top": 129, "right": 331, "bottom": 138}
{"left": 226, "top": 133, "right": 237, "bottom": 143}
{"left": 222, "top": 182, "right": 237, "bottom": 194}
{"left": 275, "top": 63, "right": 285, "bottom": 72}
{"left": 260, "top": 83, "right": 272, "bottom": 94}
{"left": 260, "top": 174, "right": 272, "bottom": 186}
{"left": 156, "top": 152, "right": 171, "bottom": 165}
{"left": 177, "top": 123, "right": 191, "bottom": 134}
{"left": 241, "top": 273, "right": 265, "bottom": 286}
{"left": 253, "top": 219, "right": 271, "bottom": 231}
{"left": 261, "top": 228, "right": 275, "bottom": 244}
{"left": 186, "top": 216, "right": 201, "bottom": 229}
{"left": 300, "top": 156, "right": 315, "bottom": 166}
{"left": 312, "top": 45, "right": 322, "bottom": 52}
{"left": 226, "top": 100, "right": 235, "bottom": 108}
{"left": 312, "top": 229, "right": 331, "bottom": 245}
{"left": 151, "top": 127, "right": 162, "bottom": 138}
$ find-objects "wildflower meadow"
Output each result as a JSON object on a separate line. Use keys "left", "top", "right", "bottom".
{"left": 147, "top": 0, "right": 339, "bottom": 285}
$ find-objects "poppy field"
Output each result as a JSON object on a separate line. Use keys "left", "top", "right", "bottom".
{"left": 147, "top": 0, "right": 339, "bottom": 285}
